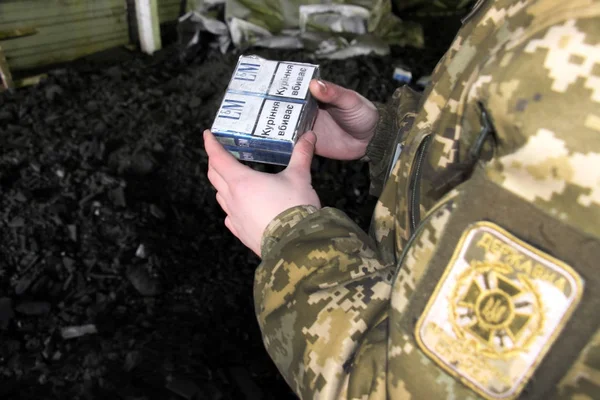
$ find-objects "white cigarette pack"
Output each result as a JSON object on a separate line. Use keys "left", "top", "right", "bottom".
{"left": 211, "top": 55, "right": 320, "bottom": 165}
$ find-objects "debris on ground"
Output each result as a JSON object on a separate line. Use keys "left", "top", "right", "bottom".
{"left": 61, "top": 324, "right": 98, "bottom": 340}
{"left": 392, "top": 65, "right": 412, "bottom": 83}
{"left": 180, "top": 0, "right": 425, "bottom": 58}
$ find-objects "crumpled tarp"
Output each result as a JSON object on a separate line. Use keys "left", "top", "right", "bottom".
{"left": 178, "top": 0, "right": 426, "bottom": 59}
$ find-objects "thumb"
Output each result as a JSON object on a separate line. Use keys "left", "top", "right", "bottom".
{"left": 287, "top": 131, "right": 316, "bottom": 173}
{"left": 308, "top": 79, "right": 362, "bottom": 111}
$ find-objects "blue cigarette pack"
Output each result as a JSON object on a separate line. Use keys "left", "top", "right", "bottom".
{"left": 211, "top": 55, "right": 320, "bottom": 165}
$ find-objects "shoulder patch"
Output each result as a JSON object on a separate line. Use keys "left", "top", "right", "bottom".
{"left": 415, "top": 221, "right": 584, "bottom": 400}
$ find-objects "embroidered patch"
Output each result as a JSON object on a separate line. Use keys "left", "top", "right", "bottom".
{"left": 415, "top": 221, "right": 584, "bottom": 400}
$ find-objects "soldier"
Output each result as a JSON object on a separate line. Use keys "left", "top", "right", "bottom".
{"left": 204, "top": 0, "right": 600, "bottom": 398}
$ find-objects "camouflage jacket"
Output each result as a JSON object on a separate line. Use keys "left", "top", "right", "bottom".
{"left": 255, "top": 0, "right": 600, "bottom": 398}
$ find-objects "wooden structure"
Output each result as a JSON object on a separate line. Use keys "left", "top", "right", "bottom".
{"left": 0, "top": 0, "right": 185, "bottom": 75}
{"left": 158, "top": 0, "right": 182, "bottom": 24}
{"left": 0, "top": 45, "right": 14, "bottom": 90}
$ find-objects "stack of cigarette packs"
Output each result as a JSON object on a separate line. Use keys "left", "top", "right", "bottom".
{"left": 210, "top": 55, "right": 320, "bottom": 166}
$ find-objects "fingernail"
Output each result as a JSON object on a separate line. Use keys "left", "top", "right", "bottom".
{"left": 316, "top": 79, "right": 327, "bottom": 93}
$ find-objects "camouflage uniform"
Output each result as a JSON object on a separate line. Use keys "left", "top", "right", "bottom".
{"left": 255, "top": 0, "right": 600, "bottom": 398}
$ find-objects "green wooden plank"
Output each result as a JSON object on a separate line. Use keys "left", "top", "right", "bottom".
{"left": 0, "top": 0, "right": 124, "bottom": 16}
{"left": 158, "top": 3, "right": 180, "bottom": 12}
{"left": 0, "top": 6, "right": 126, "bottom": 28}
{"left": 158, "top": 4, "right": 181, "bottom": 23}
{"left": 157, "top": 0, "right": 181, "bottom": 8}
{"left": 0, "top": 16, "right": 128, "bottom": 51}
{"left": 151, "top": 0, "right": 162, "bottom": 51}
{"left": 8, "top": 36, "right": 128, "bottom": 70}
{"left": 5, "top": 29, "right": 127, "bottom": 58}
{"left": 0, "top": 27, "right": 38, "bottom": 40}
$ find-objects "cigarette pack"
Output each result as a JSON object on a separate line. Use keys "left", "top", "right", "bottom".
{"left": 211, "top": 55, "right": 320, "bottom": 165}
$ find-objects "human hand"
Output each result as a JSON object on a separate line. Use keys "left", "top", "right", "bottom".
{"left": 308, "top": 79, "right": 379, "bottom": 160}
{"left": 204, "top": 130, "right": 321, "bottom": 257}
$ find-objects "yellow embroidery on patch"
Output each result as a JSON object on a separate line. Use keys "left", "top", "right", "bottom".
{"left": 415, "top": 221, "right": 584, "bottom": 400}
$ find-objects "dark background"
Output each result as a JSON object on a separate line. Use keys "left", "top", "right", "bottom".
{"left": 0, "top": 16, "right": 461, "bottom": 400}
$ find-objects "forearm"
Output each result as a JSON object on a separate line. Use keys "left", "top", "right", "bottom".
{"left": 255, "top": 206, "right": 394, "bottom": 399}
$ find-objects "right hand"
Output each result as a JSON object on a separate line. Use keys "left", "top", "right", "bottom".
{"left": 307, "top": 79, "right": 379, "bottom": 160}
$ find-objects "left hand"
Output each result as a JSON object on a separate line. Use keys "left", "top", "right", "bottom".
{"left": 204, "top": 130, "right": 321, "bottom": 257}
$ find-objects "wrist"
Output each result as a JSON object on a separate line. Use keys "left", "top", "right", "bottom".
{"left": 344, "top": 136, "right": 372, "bottom": 160}
{"left": 346, "top": 119, "right": 379, "bottom": 160}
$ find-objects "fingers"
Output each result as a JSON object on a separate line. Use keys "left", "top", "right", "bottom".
{"left": 207, "top": 166, "right": 228, "bottom": 193}
{"left": 204, "top": 130, "right": 248, "bottom": 178}
{"left": 204, "top": 130, "right": 248, "bottom": 248}
{"left": 287, "top": 131, "right": 316, "bottom": 173}
{"left": 308, "top": 79, "right": 363, "bottom": 111}
{"left": 216, "top": 192, "right": 230, "bottom": 215}
{"left": 224, "top": 216, "right": 238, "bottom": 237}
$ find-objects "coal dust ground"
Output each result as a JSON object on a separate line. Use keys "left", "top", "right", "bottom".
{"left": 0, "top": 18, "right": 460, "bottom": 400}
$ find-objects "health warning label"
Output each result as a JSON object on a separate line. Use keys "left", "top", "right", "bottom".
{"left": 268, "top": 63, "right": 315, "bottom": 100}
{"left": 254, "top": 100, "right": 303, "bottom": 141}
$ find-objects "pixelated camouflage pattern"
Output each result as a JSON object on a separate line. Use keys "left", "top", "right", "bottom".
{"left": 255, "top": 0, "right": 600, "bottom": 398}
{"left": 557, "top": 328, "right": 600, "bottom": 398}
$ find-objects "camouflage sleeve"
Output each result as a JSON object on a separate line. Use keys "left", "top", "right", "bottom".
{"left": 255, "top": 205, "right": 394, "bottom": 399}
{"left": 364, "top": 85, "right": 423, "bottom": 197}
